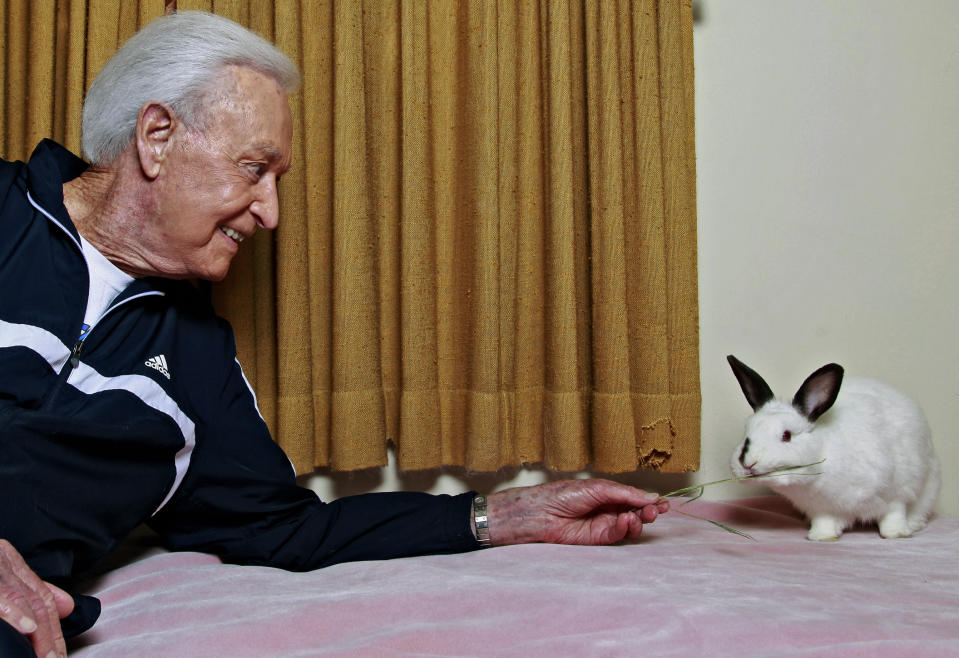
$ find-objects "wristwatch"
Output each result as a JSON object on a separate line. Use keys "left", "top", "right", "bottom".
{"left": 472, "top": 494, "right": 491, "bottom": 547}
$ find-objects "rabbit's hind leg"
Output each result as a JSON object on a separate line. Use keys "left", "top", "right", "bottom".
{"left": 906, "top": 461, "right": 941, "bottom": 534}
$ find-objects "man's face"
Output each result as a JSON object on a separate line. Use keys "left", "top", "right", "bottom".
{"left": 147, "top": 65, "right": 293, "bottom": 281}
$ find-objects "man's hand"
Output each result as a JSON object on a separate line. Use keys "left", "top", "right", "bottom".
{"left": 0, "top": 539, "right": 73, "bottom": 658}
{"left": 484, "top": 479, "right": 669, "bottom": 546}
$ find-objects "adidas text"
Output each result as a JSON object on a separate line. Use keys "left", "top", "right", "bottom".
{"left": 145, "top": 354, "right": 171, "bottom": 379}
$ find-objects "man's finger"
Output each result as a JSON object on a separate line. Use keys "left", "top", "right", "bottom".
{"left": 591, "top": 480, "right": 664, "bottom": 507}
{"left": 23, "top": 589, "right": 66, "bottom": 658}
{"left": 45, "top": 582, "right": 75, "bottom": 619}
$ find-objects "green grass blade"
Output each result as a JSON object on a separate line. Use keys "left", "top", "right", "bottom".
{"left": 663, "top": 460, "right": 825, "bottom": 499}
{"left": 675, "top": 509, "right": 756, "bottom": 541}
{"left": 660, "top": 460, "right": 825, "bottom": 540}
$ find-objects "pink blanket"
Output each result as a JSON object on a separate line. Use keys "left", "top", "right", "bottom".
{"left": 69, "top": 496, "right": 959, "bottom": 657}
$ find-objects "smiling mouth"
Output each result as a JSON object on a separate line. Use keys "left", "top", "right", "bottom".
{"left": 220, "top": 226, "right": 245, "bottom": 244}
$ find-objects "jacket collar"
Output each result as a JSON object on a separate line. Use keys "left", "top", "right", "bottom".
{"left": 25, "top": 139, "right": 89, "bottom": 245}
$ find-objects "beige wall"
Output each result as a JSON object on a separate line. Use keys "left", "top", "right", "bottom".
{"left": 302, "top": 0, "right": 959, "bottom": 516}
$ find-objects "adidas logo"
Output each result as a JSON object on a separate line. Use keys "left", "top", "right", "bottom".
{"left": 145, "top": 354, "right": 171, "bottom": 379}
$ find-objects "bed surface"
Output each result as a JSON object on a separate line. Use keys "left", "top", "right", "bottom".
{"left": 69, "top": 496, "right": 959, "bottom": 657}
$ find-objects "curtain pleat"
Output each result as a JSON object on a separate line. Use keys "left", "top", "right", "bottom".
{"left": 3, "top": 0, "right": 700, "bottom": 476}
{"left": 543, "top": 1, "right": 593, "bottom": 470}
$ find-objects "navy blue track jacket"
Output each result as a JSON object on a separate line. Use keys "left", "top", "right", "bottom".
{"left": 0, "top": 141, "right": 478, "bottom": 637}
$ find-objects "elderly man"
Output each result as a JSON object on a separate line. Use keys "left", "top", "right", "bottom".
{"left": 0, "top": 11, "right": 668, "bottom": 658}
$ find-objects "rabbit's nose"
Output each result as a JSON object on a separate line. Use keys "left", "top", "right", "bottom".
{"left": 738, "top": 438, "right": 751, "bottom": 466}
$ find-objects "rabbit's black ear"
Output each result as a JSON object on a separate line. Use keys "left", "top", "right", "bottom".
{"left": 793, "top": 363, "right": 844, "bottom": 422}
{"left": 727, "top": 355, "right": 774, "bottom": 411}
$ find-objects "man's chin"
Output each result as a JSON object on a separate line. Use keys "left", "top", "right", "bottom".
{"left": 207, "top": 266, "right": 230, "bottom": 282}
{"left": 200, "top": 255, "right": 234, "bottom": 282}
{"left": 203, "top": 268, "right": 230, "bottom": 283}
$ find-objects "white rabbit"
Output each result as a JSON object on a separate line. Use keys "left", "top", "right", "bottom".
{"left": 726, "top": 355, "right": 940, "bottom": 541}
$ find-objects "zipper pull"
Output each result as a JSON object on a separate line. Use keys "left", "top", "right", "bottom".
{"left": 70, "top": 323, "right": 92, "bottom": 369}
{"left": 70, "top": 340, "right": 85, "bottom": 369}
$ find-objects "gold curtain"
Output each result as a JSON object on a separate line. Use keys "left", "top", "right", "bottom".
{"left": 3, "top": 0, "right": 700, "bottom": 475}
{"left": 0, "top": 1, "right": 166, "bottom": 159}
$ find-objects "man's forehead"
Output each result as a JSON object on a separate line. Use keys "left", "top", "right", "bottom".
{"left": 204, "top": 65, "right": 289, "bottom": 114}
{"left": 200, "top": 67, "right": 293, "bottom": 157}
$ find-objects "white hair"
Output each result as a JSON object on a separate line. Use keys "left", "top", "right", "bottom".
{"left": 81, "top": 11, "right": 301, "bottom": 166}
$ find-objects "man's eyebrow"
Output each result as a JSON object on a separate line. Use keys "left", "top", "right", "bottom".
{"left": 253, "top": 145, "right": 283, "bottom": 161}
{"left": 246, "top": 144, "right": 291, "bottom": 175}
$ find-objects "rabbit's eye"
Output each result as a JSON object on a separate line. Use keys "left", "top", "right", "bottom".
{"left": 781, "top": 430, "right": 792, "bottom": 442}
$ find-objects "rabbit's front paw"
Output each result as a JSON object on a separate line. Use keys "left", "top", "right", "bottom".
{"left": 807, "top": 516, "right": 843, "bottom": 541}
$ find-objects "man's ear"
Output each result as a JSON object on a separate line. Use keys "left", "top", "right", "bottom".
{"left": 135, "top": 102, "right": 176, "bottom": 180}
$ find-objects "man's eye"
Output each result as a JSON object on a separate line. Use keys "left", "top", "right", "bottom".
{"left": 246, "top": 163, "right": 265, "bottom": 177}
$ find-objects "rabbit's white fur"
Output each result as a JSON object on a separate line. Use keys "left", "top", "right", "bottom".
{"left": 728, "top": 356, "right": 940, "bottom": 541}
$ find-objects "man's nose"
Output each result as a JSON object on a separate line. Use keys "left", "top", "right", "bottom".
{"left": 252, "top": 175, "right": 280, "bottom": 230}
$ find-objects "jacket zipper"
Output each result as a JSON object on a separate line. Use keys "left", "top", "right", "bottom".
{"left": 69, "top": 339, "right": 86, "bottom": 369}
{"left": 42, "top": 291, "right": 166, "bottom": 412}
{"left": 65, "top": 291, "right": 164, "bottom": 373}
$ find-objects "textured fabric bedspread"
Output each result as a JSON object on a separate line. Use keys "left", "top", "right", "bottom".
{"left": 69, "top": 496, "right": 959, "bottom": 657}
